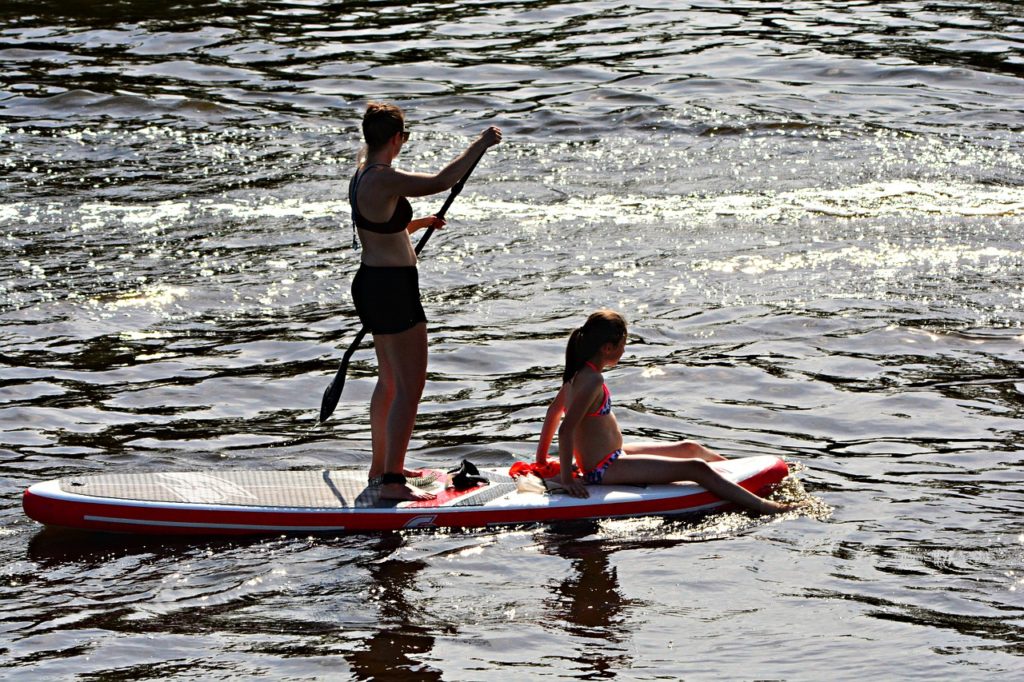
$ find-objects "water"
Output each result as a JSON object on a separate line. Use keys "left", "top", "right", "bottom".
{"left": 2, "top": 0, "right": 1023, "bottom": 678}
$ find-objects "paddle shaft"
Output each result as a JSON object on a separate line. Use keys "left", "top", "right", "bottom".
{"left": 318, "top": 148, "right": 488, "bottom": 423}
{"left": 412, "top": 149, "right": 485, "bottom": 255}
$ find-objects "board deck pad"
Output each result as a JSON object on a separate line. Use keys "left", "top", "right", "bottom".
{"left": 23, "top": 456, "right": 790, "bottom": 535}
{"left": 57, "top": 469, "right": 488, "bottom": 508}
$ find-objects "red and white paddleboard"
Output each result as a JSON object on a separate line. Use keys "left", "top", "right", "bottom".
{"left": 22, "top": 455, "right": 789, "bottom": 535}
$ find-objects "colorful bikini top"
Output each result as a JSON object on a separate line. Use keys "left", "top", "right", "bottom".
{"left": 583, "top": 361, "right": 612, "bottom": 417}
{"left": 348, "top": 163, "right": 413, "bottom": 234}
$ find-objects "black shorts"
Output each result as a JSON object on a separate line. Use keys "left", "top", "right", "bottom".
{"left": 351, "top": 263, "right": 427, "bottom": 335}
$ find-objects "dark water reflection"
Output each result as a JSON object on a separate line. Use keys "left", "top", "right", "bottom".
{"left": 2, "top": 0, "right": 1024, "bottom": 679}
{"left": 2, "top": 0, "right": 1023, "bottom": 138}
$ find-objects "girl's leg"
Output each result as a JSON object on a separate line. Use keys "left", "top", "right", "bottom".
{"left": 600, "top": 455, "right": 793, "bottom": 514}
{"left": 371, "top": 323, "right": 433, "bottom": 501}
{"left": 622, "top": 440, "right": 726, "bottom": 462}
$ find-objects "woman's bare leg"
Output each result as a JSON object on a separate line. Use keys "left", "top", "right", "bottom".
{"left": 600, "top": 455, "right": 794, "bottom": 514}
{"left": 370, "top": 323, "right": 433, "bottom": 501}
{"left": 368, "top": 349, "right": 395, "bottom": 478}
{"left": 368, "top": 358, "right": 425, "bottom": 481}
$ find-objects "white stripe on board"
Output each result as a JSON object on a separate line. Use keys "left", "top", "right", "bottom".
{"left": 84, "top": 515, "right": 352, "bottom": 532}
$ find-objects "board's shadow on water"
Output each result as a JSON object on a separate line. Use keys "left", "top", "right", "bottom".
{"left": 21, "top": 514, "right": 742, "bottom": 565}
{"left": 22, "top": 511, "right": 778, "bottom": 565}
{"left": 23, "top": 525, "right": 371, "bottom": 565}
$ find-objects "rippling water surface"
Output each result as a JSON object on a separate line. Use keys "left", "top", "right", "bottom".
{"left": 2, "top": 1, "right": 1023, "bottom": 679}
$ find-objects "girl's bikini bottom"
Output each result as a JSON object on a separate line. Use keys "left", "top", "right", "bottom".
{"left": 579, "top": 449, "right": 622, "bottom": 484}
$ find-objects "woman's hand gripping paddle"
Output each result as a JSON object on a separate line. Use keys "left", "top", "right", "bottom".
{"left": 318, "top": 149, "right": 490, "bottom": 424}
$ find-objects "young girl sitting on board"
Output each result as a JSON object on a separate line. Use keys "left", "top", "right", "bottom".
{"left": 535, "top": 309, "right": 800, "bottom": 514}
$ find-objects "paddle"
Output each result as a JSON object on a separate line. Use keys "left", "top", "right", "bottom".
{"left": 318, "top": 148, "right": 489, "bottom": 424}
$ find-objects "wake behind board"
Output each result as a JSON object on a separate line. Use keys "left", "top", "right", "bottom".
{"left": 22, "top": 455, "right": 789, "bottom": 536}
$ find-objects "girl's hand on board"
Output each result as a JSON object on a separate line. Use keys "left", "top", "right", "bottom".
{"left": 561, "top": 476, "right": 589, "bottom": 499}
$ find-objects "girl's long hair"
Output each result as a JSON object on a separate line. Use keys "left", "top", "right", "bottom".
{"left": 562, "top": 310, "right": 627, "bottom": 384}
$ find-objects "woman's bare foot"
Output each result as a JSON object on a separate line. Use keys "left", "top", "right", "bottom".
{"left": 368, "top": 469, "right": 435, "bottom": 486}
{"left": 380, "top": 482, "right": 436, "bottom": 502}
{"left": 402, "top": 469, "right": 441, "bottom": 488}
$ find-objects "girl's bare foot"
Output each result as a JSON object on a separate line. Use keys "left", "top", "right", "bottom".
{"left": 759, "top": 499, "right": 808, "bottom": 514}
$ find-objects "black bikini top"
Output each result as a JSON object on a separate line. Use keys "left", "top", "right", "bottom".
{"left": 348, "top": 164, "right": 412, "bottom": 235}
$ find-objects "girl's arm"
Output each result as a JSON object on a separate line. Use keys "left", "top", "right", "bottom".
{"left": 536, "top": 384, "right": 568, "bottom": 464}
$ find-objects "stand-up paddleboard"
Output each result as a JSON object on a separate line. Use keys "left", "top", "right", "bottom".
{"left": 22, "top": 455, "right": 790, "bottom": 535}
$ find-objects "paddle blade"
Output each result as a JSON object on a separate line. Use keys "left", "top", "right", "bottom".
{"left": 319, "top": 327, "right": 368, "bottom": 423}
{"left": 319, "top": 374, "right": 345, "bottom": 423}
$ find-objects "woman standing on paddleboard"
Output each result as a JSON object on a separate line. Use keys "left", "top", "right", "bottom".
{"left": 351, "top": 102, "right": 501, "bottom": 501}
{"left": 536, "top": 309, "right": 801, "bottom": 513}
